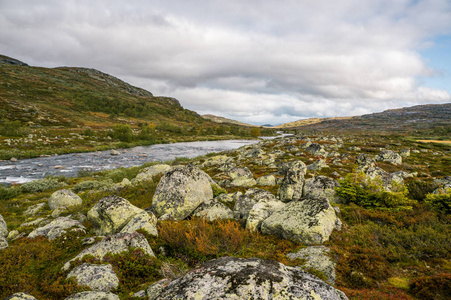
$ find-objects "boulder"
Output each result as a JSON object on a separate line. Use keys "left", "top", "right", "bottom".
{"left": 261, "top": 198, "right": 341, "bottom": 245}
{"left": 133, "top": 164, "right": 172, "bottom": 183}
{"left": 4, "top": 293, "right": 38, "bottom": 300}
{"left": 246, "top": 198, "right": 285, "bottom": 231}
{"left": 63, "top": 232, "right": 154, "bottom": 271}
{"left": 48, "top": 189, "right": 82, "bottom": 210}
{"left": 151, "top": 164, "right": 213, "bottom": 220}
{"left": 228, "top": 167, "right": 257, "bottom": 187}
{"left": 201, "top": 155, "right": 232, "bottom": 168}
{"left": 256, "top": 174, "right": 276, "bottom": 186}
{"left": 278, "top": 161, "right": 307, "bottom": 202}
{"left": 120, "top": 211, "right": 158, "bottom": 237}
{"left": 87, "top": 195, "right": 143, "bottom": 235}
{"left": 287, "top": 246, "right": 336, "bottom": 284}
{"left": 23, "top": 203, "right": 46, "bottom": 217}
{"left": 306, "top": 143, "right": 328, "bottom": 157}
{"left": 193, "top": 200, "right": 234, "bottom": 221}
{"left": 215, "top": 192, "right": 242, "bottom": 203}
{"left": 400, "top": 149, "right": 411, "bottom": 157}
{"left": 0, "top": 213, "right": 7, "bottom": 237}
{"left": 303, "top": 176, "right": 342, "bottom": 203}
{"left": 110, "top": 150, "right": 120, "bottom": 156}
{"left": 234, "top": 189, "right": 276, "bottom": 220}
{"left": 28, "top": 217, "right": 85, "bottom": 240}
{"left": 307, "top": 159, "right": 328, "bottom": 171}
{"left": 65, "top": 291, "right": 120, "bottom": 300}
{"left": 67, "top": 263, "right": 119, "bottom": 292}
{"left": 0, "top": 236, "right": 8, "bottom": 250}
{"left": 149, "top": 257, "right": 348, "bottom": 300}
{"left": 376, "top": 150, "right": 402, "bottom": 165}
{"left": 356, "top": 154, "right": 376, "bottom": 171}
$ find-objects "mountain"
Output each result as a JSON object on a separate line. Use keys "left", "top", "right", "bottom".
{"left": 201, "top": 114, "right": 257, "bottom": 127}
{"left": 277, "top": 103, "right": 451, "bottom": 135}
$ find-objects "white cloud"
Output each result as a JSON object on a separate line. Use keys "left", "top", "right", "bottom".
{"left": 0, "top": 0, "right": 450, "bottom": 124}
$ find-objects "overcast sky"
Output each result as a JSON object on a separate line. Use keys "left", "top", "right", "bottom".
{"left": 1, "top": 0, "right": 450, "bottom": 125}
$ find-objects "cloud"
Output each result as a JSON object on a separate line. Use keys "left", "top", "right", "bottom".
{"left": 0, "top": 0, "right": 450, "bottom": 124}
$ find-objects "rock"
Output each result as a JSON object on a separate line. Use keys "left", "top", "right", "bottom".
{"left": 4, "top": 292, "right": 37, "bottom": 300}
{"left": 306, "top": 143, "right": 328, "bottom": 157}
{"left": 110, "top": 150, "right": 120, "bottom": 156}
{"left": 246, "top": 198, "right": 285, "bottom": 231}
{"left": 23, "top": 203, "right": 46, "bottom": 216}
{"left": 87, "top": 195, "right": 144, "bottom": 235}
{"left": 48, "top": 189, "right": 83, "bottom": 210}
{"left": 307, "top": 159, "right": 329, "bottom": 171}
{"left": 20, "top": 217, "right": 47, "bottom": 228}
{"left": 63, "top": 232, "right": 154, "bottom": 271}
{"left": 0, "top": 213, "right": 7, "bottom": 238}
{"left": 261, "top": 198, "right": 341, "bottom": 245}
{"left": 10, "top": 157, "right": 18, "bottom": 162}
{"left": 67, "top": 263, "right": 119, "bottom": 292}
{"left": 256, "top": 174, "right": 276, "bottom": 186}
{"left": 303, "top": 176, "right": 342, "bottom": 203}
{"left": 151, "top": 164, "right": 213, "bottom": 220}
{"left": 65, "top": 291, "right": 120, "bottom": 300}
{"left": 234, "top": 188, "right": 276, "bottom": 220}
{"left": 376, "top": 150, "right": 402, "bottom": 165}
{"left": 28, "top": 217, "right": 85, "bottom": 240}
{"left": 193, "top": 200, "right": 234, "bottom": 221}
{"left": 287, "top": 246, "right": 336, "bottom": 284}
{"left": 120, "top": 211, "right": 158, "bottom": 237}
{"left": 7, "top": 229, "right": 19, "bottom": 241}
{"left": 356, "top": 154, "right": 376, "bottom": 171}
{"left": 134, "top": 164, "right": 172, "bottom": 183}
{"left": 400, "top": 149, "right": 411, "bottom": 157}
{"left": 0, "top": 236, "right": 8, "bottom": 250}
{"left": 150, "top": 257, "right": 348, "bottom": 300}
{"left": 228, "top": 167, "right": 257, "bottom": 187}
{"left": 147, "top": 279, "right": 171, "bottom": 299}
{"left": 278, "top": 160, "right": 307, "bottom": 202}
{"left": 215, "top": 191, "right": 242, "bottom": 203}
{"left": 201, "top": 155, "right": 232, "bottom": 168}
{"left": 112, "top": 178, "right": 132, "bottom": 190}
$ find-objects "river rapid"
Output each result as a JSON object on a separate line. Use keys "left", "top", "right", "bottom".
{"left": 0, "top": 139, "right": 261, "bottom": 185}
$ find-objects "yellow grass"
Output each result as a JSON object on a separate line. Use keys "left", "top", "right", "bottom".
{"left": 417, "top": 140, "right": 451, "bottom": 144}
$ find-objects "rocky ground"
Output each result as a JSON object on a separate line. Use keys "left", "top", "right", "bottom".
{"left": 0, "top": 133, "right": 450, "bottom": 299}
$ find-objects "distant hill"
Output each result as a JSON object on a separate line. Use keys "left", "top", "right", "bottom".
{"left": 201, "top": 114, "right": 257, "bottom": 127}
{"left": 277, "top": 103, "right": 451, "bottom": 135}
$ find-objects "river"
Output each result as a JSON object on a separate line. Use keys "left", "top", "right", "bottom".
{"left": 0, "top": 139, "right": 261, "bottom": 185}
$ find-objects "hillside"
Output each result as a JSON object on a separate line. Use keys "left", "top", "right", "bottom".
{"left": 201, "top": 114, "right": 256, "bottom": 127}
{"left": 278, "top": 103, "right": 451, "bottom": 136}
{"left": 0, "top": 55, "right": 272, "bottom": 159}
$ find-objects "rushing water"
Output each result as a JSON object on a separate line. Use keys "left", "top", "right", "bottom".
{"left": 0, "top": 139, "right": 261, "bottom": 185}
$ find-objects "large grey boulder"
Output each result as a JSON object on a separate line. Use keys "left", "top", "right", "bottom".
{"left": 0, "top": 213, "right": 7, "bottom": 238}
{"left": 193, "top": 200, "right": 234, "bottom": 221}
{"left": 234, "top": 189, "right": 276, "bottom": 220}
{"left": 305, "top": 143, "right": 328, "bottom": 157}
{"left": 149, "top": 257, "right": 348, "bottom": 300}
{"left": 87, "top": 195, "right": 143, "bottom": 235}
{"left": 201, "top": 155, "right": 232, "bottom": 168}
{"left": 215, "top": 191, "right": 242, "bottom": 203}
{"left": 65, "top": 291, "right": 120, "bottom": 300}
{"left": 246, "top": 198, "right": 285, "bottom": 231}
{"left": 151, "top": 164, "right": 213, "bottom": 220}
{"left": 28, "top": 217, "right": 85, "bottom": 240}
{"left": 303, "top": 176, "right": 342, "bottom": 203}
{"left": 48, "top": 189, "right": 82, "bottom": 210}
{"left": 120, "top": 211, "right": 158, "bottom": 237}
{"left": 278, "top": 160, "right": 307, "bottom": 202}
{"left": 376, "top": 150, "right": 402, "bottom": 165}
{"left": 133, "top": 164, "right": 172, "bottom": 183}
{"left": 67, "top": 263, "right": 119, "bottom": 292}
{"left": 287, "top": 246, "right": 336, "bottom": 285}
{"left": 307, "top": 159, "right": 328, "bottom": 171}
{"left": 228, "top": 167, "right": 257, "bottom": 187}
{"left": 63, "top": 232, "right": 154, "bottom": 271}
{"left": 4, "top": 293, "right": 38, "bottom": 300}
{"left": 261, "top": 198, "right": 341, "bottom": 245}
{"left": 257, "top": 174, "right": 276, "bottom": 186}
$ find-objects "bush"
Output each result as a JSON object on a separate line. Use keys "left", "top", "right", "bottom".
{"left": 0, "top": 120, "right": 29, "bottom": 137}
{"left": 409, "top": 273, "right": 451, "bottom": 300}
{"left": 20, "top": 177, "right": 68, "bottom": 193}
{"left": 72, "top": 179, "right": 113, "bottom": 193}
{"left": 0, "top": 185, "right": 21, "bottom": 200}
{"left": 110, "top": 124, "right": 134, "bottom": 142}
{"left": 425, "top": 188, "right": 451, "bottom": 214}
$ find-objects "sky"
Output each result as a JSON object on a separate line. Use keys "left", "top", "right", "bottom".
{"left": 0, "top": 0, "right": 450, "bottom": 125}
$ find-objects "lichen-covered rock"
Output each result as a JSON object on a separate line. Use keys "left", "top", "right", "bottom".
{"left": 307, "top": 159, "right": 328, "bottom": 171}
{"left": 151, "top": 164, "right": 213, "bottom": 220}
{"left": 4, "top": 292, "right": 38, "bottom": 300}
{"left": 23, "top": 203, "right": 46, "bottom": 217}
{"left": 201, "top": 155, "right": 232, "bottom": 168}
{"left": 376, "top": 150, "right": 402, "bottom": 165}
{"left": 287, "top": 246, "right": 336, "bottom": 285}
{"left": 261, "top": 198, "right": 341, "bottom": 245}
{"left": 215, "top": 191, "right": 242, "bottom": 203}
{"left": 150, "top": 257, "right": 348, "bottom": 300}
{"left": 278, "top": 161, "right": 307, "bottom": 202}
{"left": 67, "top": 263, "right": 119, "bottom": 292}
{"left": 303, "top": 176, "right": 342, "bottom": 203}
{"left": 133, "top": 164, "right": 172, "bottom": 183}
{"left": 0, "top": 213, "right": 7, "bottom": 237}
{"left": 257, "top": 175, "right": 276, "bottom": 186}
{"left": 234, "top": 189, "right": 276, "bottom": 220}
{"left": 246, "top": 198, "right": 285, "bottom": 231}
{"left": 306, "top": 143, "right": 328, "bottom": 157}
{"left": 63, "top": 232, "right": 154, "bottom": 271}
{"left": 193, "top": 200, "right": 234, "bottom": 221}
{"left": 400, "top": 149, "right": 411, "bottom": 157}
{"left": 228, "top": 167, "right": 257, "bottom": 187}
{"left": 87, "top": 195, "right": 143, "bottom": 235}
{"left": 147, "top": 279, "right": 171, "bottom": 299}
{"left": 0, "top": 236, "right": 8, "bottom": 250}
{"left": 120, "top": 211, "right": 158, "bottom": 237}
{"left": 48, "top": 189, "right": 82, "bottom": 210}
{"left": 64, "top": 291, "right": 120, "bottom": 300}
{"left": 28, "top": 217, "right": 85, "bottom": 240}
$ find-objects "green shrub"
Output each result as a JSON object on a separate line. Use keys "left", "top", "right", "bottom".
{"left": 20, "top": 177, "right": 68, "bottom": 193}
{"left": 406, "top": 180, "right": 438, "bottom": 201}
{"left": 409, "top": 273, "right": 451, "bottom": 300}
{"left": 72, "top": 179, "right": 113, "bottom": 193}
{"left": 0, "top": 185, "right": 21, "bottom": 200}
{"left": 110, "top": 124, "right": 134, "bottom": 142}
{"left": 0, "top": 120, "right": 29, "bottom": 137}
{"left": 425, "top": 188, "right": 451, "bottom": 214}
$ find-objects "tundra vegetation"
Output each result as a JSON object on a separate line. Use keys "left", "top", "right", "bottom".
{"left": 0, "top": 131, "right": 450, "bottom": 300}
